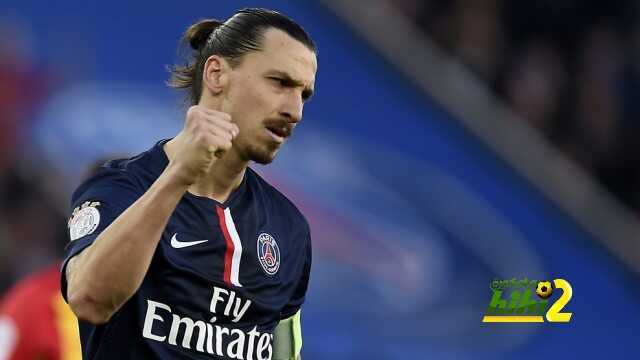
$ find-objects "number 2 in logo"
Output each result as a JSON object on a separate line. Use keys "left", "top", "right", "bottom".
{"left": 546, "top": 279, "right": 573, "bottom": 323}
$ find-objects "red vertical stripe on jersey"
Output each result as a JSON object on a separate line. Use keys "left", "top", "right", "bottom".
{"left": 216, "top": 205, "right": 234, "bottom": 286}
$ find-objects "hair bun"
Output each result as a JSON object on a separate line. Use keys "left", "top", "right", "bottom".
{"left": 185, "top": 19, "right": 223, "bottom": 50}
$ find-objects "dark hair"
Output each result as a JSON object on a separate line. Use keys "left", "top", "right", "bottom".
{"left": 168, "top": 8, "right": 316, "bottom": 105}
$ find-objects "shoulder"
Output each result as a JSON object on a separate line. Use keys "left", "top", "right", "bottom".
{"left": 70, "top": 160, "right": 139, "bottom": 206}
{"left": 247, "top": 168, "right": 310, "bottom": 235}
{"left": 71, "top": 140, "right": 168, "bottom": 204}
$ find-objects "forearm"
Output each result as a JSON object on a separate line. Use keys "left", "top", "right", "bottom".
{"left": 67, "top": 163, "right": 188, "bottom": 323}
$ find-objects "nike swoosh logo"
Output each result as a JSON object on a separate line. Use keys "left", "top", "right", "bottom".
{"left": 170, "top": 233, "right": 208, "bottom": 249}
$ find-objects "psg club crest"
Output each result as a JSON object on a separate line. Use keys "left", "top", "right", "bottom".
{"left": 257, "top": 233, "right": 280, "bottom": 275}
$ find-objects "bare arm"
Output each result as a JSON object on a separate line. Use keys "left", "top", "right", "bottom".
{"left": 65, "top": 106, "right": 239, "bottom": 324}
{"left": 65, "top": 164, "right": 189, "bottom": 324}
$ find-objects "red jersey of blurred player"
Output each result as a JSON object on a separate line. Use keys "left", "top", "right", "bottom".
{"left": 0, "top": 263, "right": 80, "bottom": 360}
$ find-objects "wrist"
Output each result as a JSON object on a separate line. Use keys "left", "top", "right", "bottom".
{"left": 162, "top": 162, "right": 195, "bottom": 189}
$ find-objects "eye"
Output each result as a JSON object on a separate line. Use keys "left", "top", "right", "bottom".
{"left": 268, "top": 77, "right": 286, "bottom": 87}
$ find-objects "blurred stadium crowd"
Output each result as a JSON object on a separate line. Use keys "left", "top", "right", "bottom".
{"left": 0, "top": 19, "right": 65, "bottom": 293}
{"left": 392, "top": 0, "right": 640, "bottom": 212}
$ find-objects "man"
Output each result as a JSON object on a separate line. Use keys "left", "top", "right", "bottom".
{"left": 62, "top": 8, "right": 316, "bottom": 360}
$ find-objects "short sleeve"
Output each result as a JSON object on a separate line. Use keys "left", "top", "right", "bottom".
{"left": 280, "top": 223, "right": 312, "bottom": 319}
{"left": 60, "top": 170, "right": 141, "bottom": 302}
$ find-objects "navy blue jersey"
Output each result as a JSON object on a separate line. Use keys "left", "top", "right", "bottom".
{"left": 61, "top": 139, "right": 312, "bottom": 360}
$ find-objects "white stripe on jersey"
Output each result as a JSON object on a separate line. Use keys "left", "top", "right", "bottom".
{"left": 223, "top": 207, "right": 243, "bottom": 287}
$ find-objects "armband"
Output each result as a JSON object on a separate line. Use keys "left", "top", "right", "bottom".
{"left": 272, "top": 310, "right": 302, "bottom": 360}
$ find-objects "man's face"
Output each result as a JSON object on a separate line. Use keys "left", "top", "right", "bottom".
{"left": 220, "top": 28, "right": 317, "bottom": 164}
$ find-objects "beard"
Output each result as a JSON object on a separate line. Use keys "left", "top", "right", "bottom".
{"left": 249, "top": 146, "right": 276, "bottom": 164}
{"left": 239, "top": 139, "right": 279, "bottom": 165}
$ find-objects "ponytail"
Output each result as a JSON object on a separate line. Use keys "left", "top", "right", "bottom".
{"left": 168, "top": 19, "right": 223, "bottom": 104}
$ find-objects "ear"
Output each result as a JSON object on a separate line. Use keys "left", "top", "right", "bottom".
{"left": 202, "top": 55, "right": 230, "bottom": 95}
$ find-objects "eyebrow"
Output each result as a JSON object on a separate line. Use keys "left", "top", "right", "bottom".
{"left": 266, "top": 70, "right": 315, "bottom": 100}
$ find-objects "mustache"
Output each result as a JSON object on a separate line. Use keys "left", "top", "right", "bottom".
{"left": 263, "top": 118, "right": 294, "bottom": 137}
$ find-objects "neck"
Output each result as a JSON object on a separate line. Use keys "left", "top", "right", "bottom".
{"left": 164, "top": 132, "right": 248, "bottom": 204}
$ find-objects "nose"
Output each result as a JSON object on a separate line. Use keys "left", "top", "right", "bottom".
{"left": 280, "top": 92, "right": 304, "bottom": 123}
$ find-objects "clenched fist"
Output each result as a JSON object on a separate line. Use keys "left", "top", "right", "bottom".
{"left": 170, "top": 105, "right": 239, "bottom": 185}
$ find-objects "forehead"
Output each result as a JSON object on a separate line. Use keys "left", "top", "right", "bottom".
{"left": 241, "top": 28, "right": 317, "bottom": 87}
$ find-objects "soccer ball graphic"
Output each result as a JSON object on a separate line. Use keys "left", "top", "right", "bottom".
{"left": 536, "top": 281, "right": 553, "bottom": 299}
